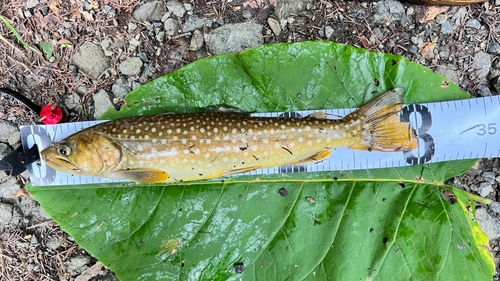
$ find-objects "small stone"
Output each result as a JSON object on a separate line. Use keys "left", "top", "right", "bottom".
{"left": 156, "top": 31, "right": 165, "bottom": 42}
{"left": 477, "top": 85, "right": 492, "bottom": 97}
{"left": 138, "top": 52, "right": 149, "bottom": 63}
{"left": 472, "top": 52, "right": 491, "bottom": 80}
{"left": 373, "top": 28, "right": 384, "bottom": 40}
{"left": 161, "top": 11, "right": 171, "bottom": 22}
{"left": 275, "top": 0, "right": 305, "bottom": 19}
{"left": 0, "top": 202, "right": 21, "bottom": 226}
{"left": 478, "top": 182, "right": 493, "bottom": 197}
{"left": 409, "top": 45, "right": 418, "bottom": 54}
{"left": 72, "top": 42, "right": 111, "bottom": 79}
{"left": 128, "top": 22, "right": 137, "bottom": 32}
{"left": 111, "top": 76, "right": 131, "bottom": 99}
{"left": 466, "top": 19, "right": 481, "bottom": 30}
{"left": 476, "top": 208, "right": 500, "bottom": 240}
{"left": 440, "top": 20, "right": 454, "bottom": 35}
{"left": 435, "top": 65, "right": 462, "bottom": 86}
{"left": 167, "top": 0, "right": 186, "bottom": 18}
{"left": 183, "top": 14, "right": 205, "bottom": 33}
{"left": 268, "top": 18, "right": 281, "bottom": 36}
{"left": 435, "top": 14, "right": 446, "bottom": 24}
{"left": 0, "top": 120, "right": 20, "bottom": 147}
{"left": 63, "top": 92, "right": 80, "bottom": 110}
{"left": 24, "top": 10, "right": 32, "bottom": 18}
{"left": 242, "top": 10, "right": 252, "bottom": 19}
{"left": 164, "top": 18, "right": 179, "bottom": 36}
{"left": 26, "top": 0, "right": 38, "bottom": 9}
{"left": 205, "top": 22, "right": 263, "bottom": 55}
{"left": 184, "top": 3, "right": 192, "bottom": 11}
{"left": 132, "top": 1, "right": 166, "bottom": 22}
{"left": 67, "top": 255, "right": 92, "bottom": 276}
{"left": 101, "top": 38, "right": 112, "bottom": 51}
{"left": 487, "top": 41, "right": 500, "bottom": 55}
{"left": 119, "top": 57, "right": 143, "bottom": 76}
{"left": 325, "top": 26, "right": 334, "bottom": 39}
{"left": 190, "top": 30, "right": 204, "bottom": 51}
{"left": 46, "top": 237, "right": 62, "bottom": 250}
{"left": 93, "top": 90, "right": 113, "bottom": 119}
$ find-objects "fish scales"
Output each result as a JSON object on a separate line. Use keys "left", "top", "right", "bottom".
{"left": 94, "top": 113, "right": 358, "bottom": 182}
{"left": 41, "top": 88, "right": 419, "bottom": 183}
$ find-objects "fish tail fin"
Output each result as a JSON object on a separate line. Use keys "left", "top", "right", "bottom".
{"left": 348, "top": 88, "right": 418, "bottom": 152}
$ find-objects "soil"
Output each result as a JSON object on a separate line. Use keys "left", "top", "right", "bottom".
{"left": 0, "top": 0, "right": 499, "bottom": 280}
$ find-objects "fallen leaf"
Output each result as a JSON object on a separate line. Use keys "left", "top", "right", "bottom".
{"left": 75, "top": 262, "right": 103, "bottom": 281}
{"left": 57, "top": 39, "right": 72, "bottom": 45}
{"left": 420, "top": 42, "right": 436, "bottom": 59}
{"left": 49, "top": 1, "right": 60, "bottom": 14}
{"left": 420, "top": 6, "right": 449, "bottom": 23}
{"left": 359, "top": 35, "right": 372, "bottom": 49}
{"left": 11, "top": 188, "right": 33, "bottom": 198}
{"left": 82, "top": 11, "right": 94, "bottom": 21}
{"left": 88, "top": 1, "right": 99, "bottom": 9}
{"left": 72, "top": 11, "right": 81, "bottom": 19}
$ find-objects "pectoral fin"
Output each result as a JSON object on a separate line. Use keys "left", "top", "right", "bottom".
{"left": 290, "top": 150, "right": 332, "bottom": 165}
{"left": 114, "top": 168, "right": 170, "bottom": 183}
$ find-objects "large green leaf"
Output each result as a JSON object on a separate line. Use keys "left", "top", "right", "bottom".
{"left": 27, "top": 42, "right": 494, "bottom": 280}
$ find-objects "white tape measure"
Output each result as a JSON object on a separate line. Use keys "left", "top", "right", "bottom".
{"left": 21, "top": 96, "right": 500, "bottom": 186}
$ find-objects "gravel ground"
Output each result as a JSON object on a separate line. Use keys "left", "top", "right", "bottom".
{"left": 0, "top": 0, "right": 499, "bottom": 280}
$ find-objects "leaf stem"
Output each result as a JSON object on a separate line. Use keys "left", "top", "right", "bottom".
{"left": 462, "top": 190, "right": 492, "bottom": 204}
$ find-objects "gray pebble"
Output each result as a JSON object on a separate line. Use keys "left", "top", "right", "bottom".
{"left": 268, "top": 18, "right": 281, "bottom": 36}
{"left": 325, "top": 26, "right": 334, "bottom": 39}
{"left": 183, "top": 14, "right": 205, "bottom": 33}
{"left": 477, "top": 85, "right": 492, "bottom": 97}
{"left": 0, "top": 120, "right": 20, "bottom": 147}
{"left": 204, "top": 22, "right": 263, "bottom": 55}
{"left": 111, "top": 76, "right": 132, "bottom": 99}
{"left": 26, "top": 0, "right": 38, "bottom": 9}
{"left": 409, "top": 45, "right": 418, "bottom": 54}
{"left": 472, "top": 52, "right": 491, "bottom": 80}
{"left": 72, "top": 42, "right": 111, "bottom": 79}
{"left": 128, "top": 22, "right": 137, "bottom": 32}
{"left": 46, "top": 237, "right": 62, "bottom": 250}
{"left": 93, "top": 90, "right": 113, "bottom": 119}
{"left": 487, "top": 41, "right": 500, "bottom": 55}
{"left": 0, "top": 202, "right": 21, "bottom": 226}
{"left": 167, "top": 0, "right": 186, "bottom": 18}
{"left": 275, "top": 0, "right": 305, "bottom": 19}
{"left": 373, "top": 28, "right": 384, "bottom": 40}
{"left": 476, "top": 208, "right": 500, "bottom": 240}
{"left": 164, "top": 18, "right": 179, "bottom": 36}
{"left": 132, "top": 1, "right": 166, "bottom": 22}
{"left": 478, "top": 182, "right": 493, "bottom": 197}
{"left": 119, "top": 57, "right": 143, "bottom": 76}
{"left": 190, "top": 30, "right": 204, "bottom": 51}
{"left": 435, "top": 65, "right": 462, "bottom": 86}
{"left": 435, "top": 14, "right": 446, "bottom": 24}
{"left": 63, "top": 92, "right": 80, "bottom": 110}
{"left": 67, "top": 255, "right": 92, "bottom": 276}
{"left": 466, "top": 19, "right": 481, "bottom": 30}
{"left": 242, "top": 10, "right": 252, "bottom": 19}
{"left": 138, "top": 52, "right": 149, "bottom": 63}
{"left": 440, "top": 20, "right": 455, "bottom": 35}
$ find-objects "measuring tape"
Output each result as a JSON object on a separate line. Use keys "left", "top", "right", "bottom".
{"left": 21, "top": 95, "right": 500, "bottom": 186}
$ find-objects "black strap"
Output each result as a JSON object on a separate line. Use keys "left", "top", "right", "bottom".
{"left": 0, "top": 144, "right": 39, "bottom": 176}
{"left": 0, "top": 88, "right": 42, "bottom": 116}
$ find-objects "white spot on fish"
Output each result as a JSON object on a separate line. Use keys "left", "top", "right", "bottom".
{"left": 130, "top": 136, "right": 136, "bottom": 140}
{"left": 151, "top": 147, "right": 158, "bottom": 153}
{"left": 137, "top": 144, "right": 144, "bottom": 152}
{"left": 206, "top": 139, "right": 212, "bottom": 144}
{"left": 151, "top": 128, "right": 156, "bottom": 133}
{"left": 274, "top": 142, "right": 281, "bottom": 148}
{"left": 161, "top": 139, "right": 167, "bottom": 144}
{"left": 316, "top": 139, "right": 322, "bottom": 143}
{"left": 191, "top": 126, "right": 195, "bottom": 131}
{"left": 298, "top": 137, "right": 304, "bottom": 142}
{"left": 167, "top": 129, "right": 172, "bottom": 134}
{"left": 205, "top": 153, "right": 210, "bottom": 158}
{"left": 281, "top": 125, "right": 286, "bottom": 129}
{"left": 159, "top": 132, "right": 163, "bottom": 137}
{"left": 232, "top": 129, "right": 237, "bottom": 134}
{"left": 144, "top": 135, "right": 150, "bottom": 140}
{"left": 176, "top": 128, "right": 181, "bottom": 133}
{"left": 307, "top": 140, "right": 313, "bottom": 146}
{"left": 136, "top": 129, "right": 141, "bottom": 134}
{"left": 251, "top": 146, "right": 258, "bottom": 151}
{"left": 192, "top": 136, "right": 197, "bottom": 140}
{"left": 200, "top": 128, "right": 205, "bottom": 133}
{"left": 182, "top": 159, "right": 188, "bottom": 163}
{"left": 123, "top": 129, "right": 128, "bottom": 133}
{"left": 181, "top": 139, "right": 187, "bottom": 144}
{"left": 214, "top": 128, "right": 218, "bottom": 133}
{"left": 160, "top": 159, "right": 165, "bottom": 164}
{"left": 223, "top": 157, "right": 229, "bottom": 162}
{"left": 281, "top": 135, "right": 287, "bottom": 139}
{"left": 263, "top": 139, "right": 269, "bottom": 144}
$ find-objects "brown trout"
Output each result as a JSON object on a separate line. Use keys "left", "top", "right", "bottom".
{"left": 41, "top": 88, "right": 418, "bottom": 183}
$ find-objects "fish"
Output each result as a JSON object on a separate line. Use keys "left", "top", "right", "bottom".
{"left": 41, "top": 88, "right": 418, "bottom": 183}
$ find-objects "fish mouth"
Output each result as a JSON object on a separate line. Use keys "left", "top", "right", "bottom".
{"left": 43, "top": 155, "right": 80, "bottom": 172}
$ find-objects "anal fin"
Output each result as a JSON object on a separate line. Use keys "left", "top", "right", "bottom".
{"left": 114, "top": 168, "right": 170, "bottom": 183}
{"left": 222, "top": 165, "right": 262, "bottom": 176}
{"left": 290, "top": 150, "right": 332, "bottom": 165}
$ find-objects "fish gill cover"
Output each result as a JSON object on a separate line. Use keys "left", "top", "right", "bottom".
{"left": 27, "top": 42, "right": 494, "bottom": 280}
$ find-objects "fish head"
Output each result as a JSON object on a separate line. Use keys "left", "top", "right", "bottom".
{"left": 41, "top": 132, "right": 122, "bottom": 177}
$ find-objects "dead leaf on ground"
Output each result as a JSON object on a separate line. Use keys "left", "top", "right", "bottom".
{"left": 359, "top": 35, "right": 372, "bottom": 49}
{"left": 49, "top": 1, "right": 60, "bottom": 14}
{"left": 11, "top": 188, "right": 33, "bottom": 198}
{"left": 420, "top": 42, "right": 436, "bottom": 59}
{"left": 419, "top": 6, "right": 449, "bottom": 23}
{"left": 57, "top": 39, "right": 72, "bottom": 45}
{"left": 75, "top": 262, "right": 103, "bottom": 281}
{"left": 82, "top": 11, "right": 94, "bottom": 21}
{"left": 72, "top": 11, "right": 82, "bottom": 19}
{"left": 88, "top": 1, "right": 99, "bottom": 9}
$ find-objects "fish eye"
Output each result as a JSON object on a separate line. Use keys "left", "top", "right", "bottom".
{"left": 58, "top": 146, "right": 71, "bottom": 156}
